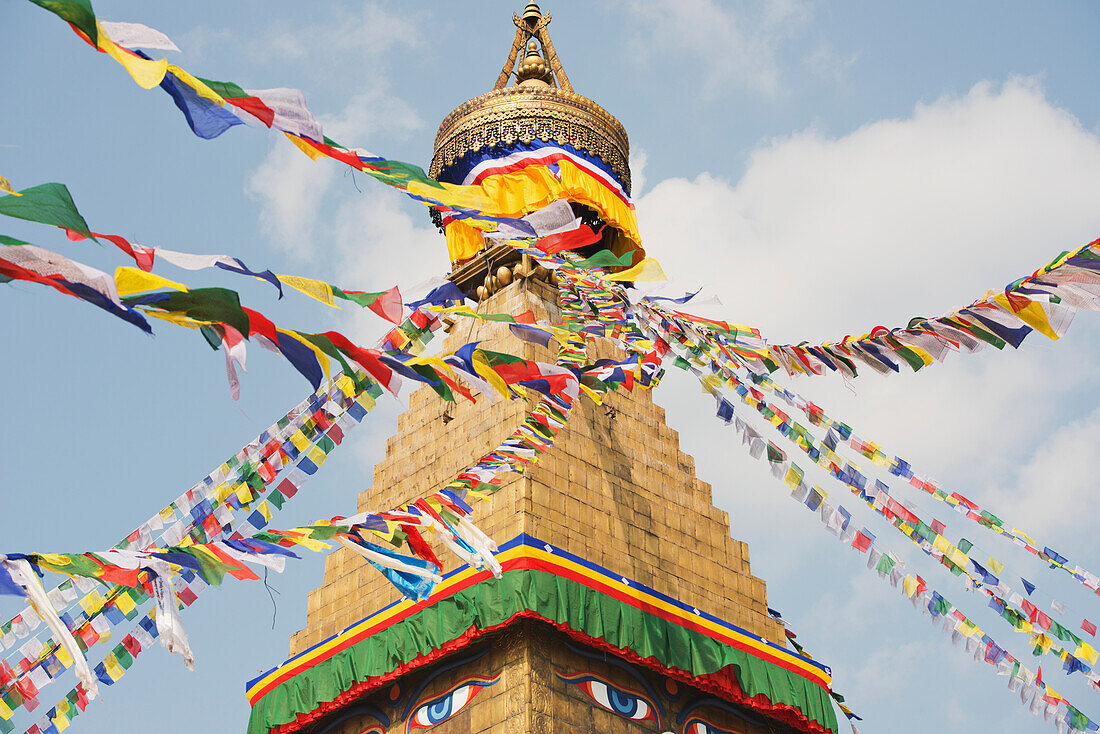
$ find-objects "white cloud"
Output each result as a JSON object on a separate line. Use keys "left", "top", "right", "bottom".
{"left": 246, "top": 142, "right": 337, "bottom": 257}
{"left": 641, "top": 79, "right": 1100, "bottom": 720}
{"left": 806, "top": 39, "right": 860, "bottom": 85}
{"left": 629, "top": 147, "right": 648, "bottom": 198}
{"left": 637, "top": 77, "right": 1100, "bottom": 343}
{"left": 328, "top": 193, "right": 445, "bottom": 343}
{"left": 998, "top": 405, "right": 1100, "bottom": 537}
{"left": 184, "top": 1, "right": 427, "bottom": 69}
{"left": 623, "top": 0, "right": 812, "bottom": 96}
{"left": 244, "top": 82, "right": 424, "bottom": 258}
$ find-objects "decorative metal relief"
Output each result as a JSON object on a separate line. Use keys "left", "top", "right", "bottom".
{"left": 429, "top": 87, "right": 631, "bottom": 193}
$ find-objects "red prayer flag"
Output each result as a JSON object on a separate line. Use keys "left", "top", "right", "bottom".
{"left": 1083, "top": 619, "right": 1097, "bottom": 636}
{"left": 122, "top": 634, "right": 141, "bottom": 656}
{"left": 851, "top": 530, "right": 873, "bottom": 553}
{"left": 1034, "top": 610, "right": 1053, "bottom": 631}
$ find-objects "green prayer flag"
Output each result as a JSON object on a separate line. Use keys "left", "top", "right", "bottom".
{"left": 196, "top": 78, "right": 249, "bottom": 99}
{"left": 177, "top": 547, "right": 228, "bottom": 586}
{"left": 875, "top": 553, "right": 896, "bottom": 575}
{"left": 958, "top": 538, "right": 973, "bottom": 554}
{"left": 113, "top": 643, "right": 133, "bottom": 670}
{"left": 28, "top": 0, "right": 98, "bottom": 45}
{"left": 124, "top": 287, "right": 251, "bottom": 336}
{"left": 575, "top": 250, "right": 634, "bottom": 270}
{"left": 0, "top": 182, "right": 93, "bottom": 238}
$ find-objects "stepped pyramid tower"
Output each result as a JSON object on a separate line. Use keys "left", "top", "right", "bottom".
{"left": 245, "top": 6, "right": 837, "bottom": 734}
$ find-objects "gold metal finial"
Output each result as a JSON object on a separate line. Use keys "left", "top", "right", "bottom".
{"left": 434, "top": 2, "right": 631, "bottom": 192}
{"left": 522, "top": 2, "right": 542, "bottom": 25}
{"left": 515, "top": 40, "right": 552, "bottom": 86}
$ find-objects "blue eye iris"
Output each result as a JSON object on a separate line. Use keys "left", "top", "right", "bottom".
{"left": 425, "top": 697, "right": 452, "bottom": 723}
{"left": 608, "top": 688, "right": 639, "bottom": 716}
{"left": 407, "top": 677, "right": 498, "bottom": 731}
{"left": 555, "top": 672, "right": 656, "bottom": 722}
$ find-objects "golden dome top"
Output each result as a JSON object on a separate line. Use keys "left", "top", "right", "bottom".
{"left": 429, "top": 5, "right": 631, "bottom": 194}
{"left": 516, "top": 40, "right": 553, "bottom": 87}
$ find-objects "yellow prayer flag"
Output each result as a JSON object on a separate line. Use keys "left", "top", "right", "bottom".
{"left": 356, "top": 391, "right": 377, "bottom": 412}
{"left": 285, "top": 132, "right": 327, "bottom": 161}
{"left": 902, "top": 574, "right": 920, "bottom": 598}
{"left": 932, "top": 535, "right": 952, "bottom": 555}
{"left": 103, "top": 653, "right": 124, "bottom": 680}
{"left": 212, "top": 482, "right": 234, "bottom": 505}
{"left": 1077, "top": 642, "right": 1099, "bottom": 666}
{"left": 603, "top": 257, "right": 667, "bottom": 283}
{"left": 236, "top": 483, "right": 255, "bottom": 506}
{"left": 277, "top": 274, "right": 337, "bottom": 307}
{"left": 289, "top": 429, "right": 311, "bottom": 453}
{"left": 0, "top": 175, "right": 20, "bottom": 197}
{"left": 36, "top": 553, "right": 75, "bottom": 570}
{"left": 700, "top": 374, "right": 721, "bottom": 395}
{"left": 408, "top": 179, "right": 494, "bottom": 212}
{"left": 1012, "top": 528, "right": 1038, "bottom": 547}
{"left": 987, "top": 557, "right": 1005, "bottom": 575}
{"left": 114, "top": 266, "right": 187, "bottom": 296}
{"left": 97, "top": 25, "right": 168, "bottom": 89}
{"left": 283, "top": 531, "right": 329, "bottom": 552}
{"left": 783, "top": 465, "right": 804, "bottom": 490}
{"left": 1032, "top": 633, "right": 1053, "bottom": 652}
{"left": 991, "top": 292, "right": 1061, "bottom": 340}
{"left": 54, "top": 644, "right": 73, "bottom": 668}
{"left": 306, "top": 446, "right": 327, "bottom": 469}
{"left": 113, "top": 592, "right": 136, "bottom": 616}
{"left": 0, "top": 697, "right": 14, "bottom": 721}
{"left": 579, "top": 383, "right": 605, "bottom": 405}
{"left": 78, "top": 591, "right": 106, "bottom": 615}
{"left": 143, "top": 309, "right": 209, "bottom": 330}
{"left": 165, "top": 65, "right": 224, "bottom": 105}
{"left": 257, "top": 500, "right": 273, "bottom": 523}
{"left": 54, "top": 713, "right": 71, "bottom": 732}
{"left": 336, "top": 374, "right": 356, "bottom": 398}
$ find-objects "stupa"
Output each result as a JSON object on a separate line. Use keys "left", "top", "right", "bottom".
{"left": 245, "top": 6, "right": 838, "bottom": 734}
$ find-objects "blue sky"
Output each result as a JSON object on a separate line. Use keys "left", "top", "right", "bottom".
{"left": 3, "top": 1, "right": 1100, "bottom": 732}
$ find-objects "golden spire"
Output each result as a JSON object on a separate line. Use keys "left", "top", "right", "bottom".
{"left": 515, "top": 40, "right": 552, "bottom": 87}
{"left": 493, "top": 2, "right": 572, "bottom": 92}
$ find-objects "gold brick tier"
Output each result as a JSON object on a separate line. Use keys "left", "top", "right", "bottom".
{"left": 290, "top": 278, "right": 783, "bottom": 657}
{"left": 428, "top": 85, "right": 631, "bottom": 195}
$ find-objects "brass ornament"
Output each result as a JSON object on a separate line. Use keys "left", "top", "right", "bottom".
{"left": 430, "top": 85, "right": 631, "bottom": 194}
{"left": 430, "top": 4, "right": 630, "bottom": 194}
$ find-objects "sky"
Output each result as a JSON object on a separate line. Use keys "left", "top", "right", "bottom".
{"left": 3, "top": 1, "right": 1100, "bottom": 732}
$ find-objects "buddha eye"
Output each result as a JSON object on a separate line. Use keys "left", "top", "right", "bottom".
{"left": 683, "top": 717, "right": 739, "bottom": 734}
{"left": 406, "top": 675, "right": 498, "bottom": 730}
{"left": 556, "top": 670, "right": 657, "bottom": 722}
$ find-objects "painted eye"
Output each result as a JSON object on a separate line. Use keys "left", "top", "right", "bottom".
{"left": 683, "top": 718, "right": 740, "bottom": 734}
{"left": 407, "top": 676, "right": 497, "bottom": 731}
{"left": 556, "top": 671, "right": 657, "bottom": 722}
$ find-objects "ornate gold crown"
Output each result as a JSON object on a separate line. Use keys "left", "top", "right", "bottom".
{"left": 428, "top": 3, "right": 631, "bottom": 194}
